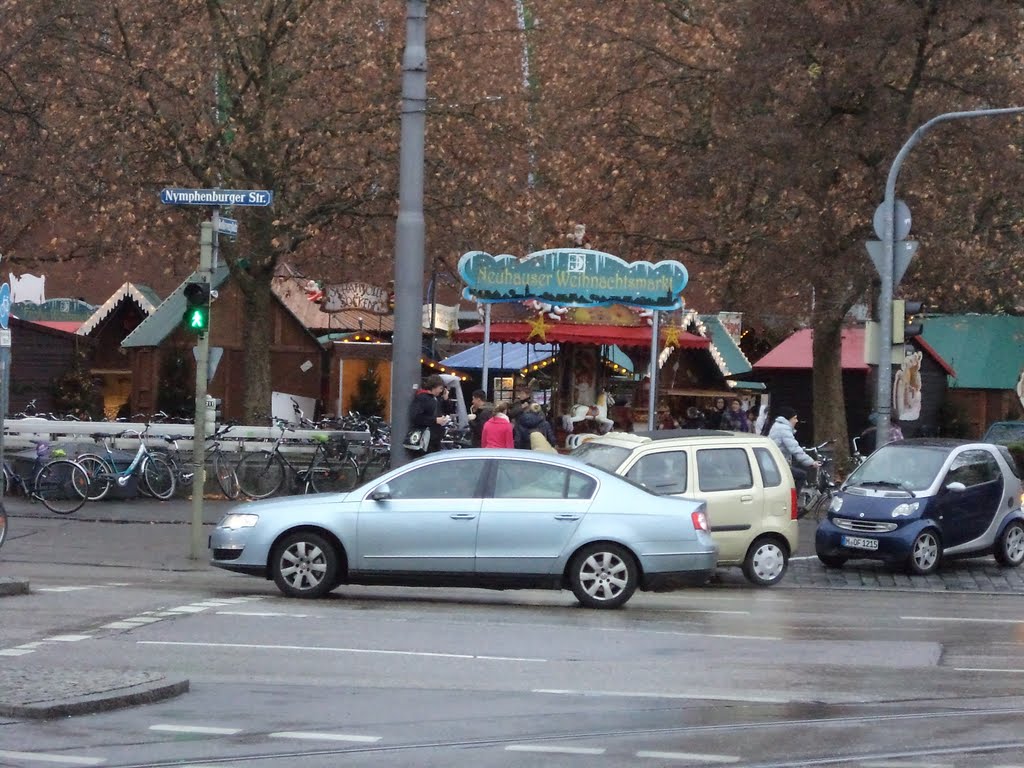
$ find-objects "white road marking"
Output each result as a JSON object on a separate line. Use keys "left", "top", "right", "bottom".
{"left": 138, "top": 640, "right": 545, "bottom": 662}
{"left": 506, "top": 745, "right": 605, "bottom": 755}
{"left": 215, "top": 611, "right": 315, "bottom": 618}
{"left": 534, "top": 688, "right": 791, "bottom": 704}
{"left": 122, "top": 617, "right": 163, "bottom": 624}
{"left": 46, "top": 635, "right": 91, "bottom": 642}
{"left": 36, "top": 586, "right": 97, "bottom": 592}
{"left": 0, "top": 648, "right": 36, "bottom": 656}
{"left": 954, "top": 667, "right": 1024, "bottom": 674}
{"left": 636, "top": 751, "right": 739, "bottom": 763}
{"left": 101, "top": 622, "right": 144, "bottom": 629}
{"left": 165, "top": 605, "right": 209, "bottom": 613}
{"left": 149, "top": 724, "right": 241, "bottom": 735}
{"left": 0, "top": 751, "right": 104, "bottom": 765}
{"left": 269, "top": 731, "right": 381, "bottom": 743}
{"left": 16, "top": 642, "right": 44, "bottom": 649}
{"left": 591, "top": 625, "right": 780, "bottom": 642}
{"left": 902, "top": 615, "right": 1024, "bottom": 624}
{"left": 860, "top": 761, "right": 954, "bottom": 768}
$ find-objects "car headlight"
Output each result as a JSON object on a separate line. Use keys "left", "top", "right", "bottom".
{"left": 891, "top": 502, "right": 919, "bottom": 518}
{"left": 830, "top": 495, "right": 843, "bottom": 512}
{"left": 219, "top": 513, "right": 259, "bottom": 530}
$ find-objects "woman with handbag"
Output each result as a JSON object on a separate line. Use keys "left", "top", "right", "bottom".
{"left": 407, "top": 374, "right": 449, "bottom": 455}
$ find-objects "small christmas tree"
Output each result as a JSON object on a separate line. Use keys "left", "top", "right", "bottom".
{"left": 349, "top": 363, "right": 386, "bottom": 416}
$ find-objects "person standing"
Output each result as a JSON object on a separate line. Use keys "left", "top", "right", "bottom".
{"left": 767, "top": 406, "right": 819, "bottom": 492}
{"left": 481, "top": 401, "right": 514, "bottom": 448}
{"left": 720, "top": 399, "right": 751, "bottom": 432}
{"left": 515, "top": 402, "right": 558, "bottom": 450}
{"left": 467, "top": 389, "right": 494, "bottom": 448}
{"left": 709, "top": 397, "right": 728, "bottom": 429}
{"left": 509, "top": 385, "right": 534, "bottom": 422}
{"left": 408, "top": 374, "right": 450, "bottom": 454}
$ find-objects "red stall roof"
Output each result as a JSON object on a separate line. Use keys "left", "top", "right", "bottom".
{"left": 455, "top": 322, "right": 709, "bottom": 348}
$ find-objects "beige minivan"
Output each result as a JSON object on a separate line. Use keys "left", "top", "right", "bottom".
{"left": 573, "top": 430, "right": 799, "bottom": 586}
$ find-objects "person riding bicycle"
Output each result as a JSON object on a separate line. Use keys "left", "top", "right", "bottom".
{"left": 767, "top": 406, "right": 819, "bottom": 493}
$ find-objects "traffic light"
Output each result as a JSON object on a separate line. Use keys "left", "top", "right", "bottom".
{"left": 892, "top": 299, "right": 924, "bottom": 343}
{"left": 182, "top": 281, "right": 211, "bottom": 335}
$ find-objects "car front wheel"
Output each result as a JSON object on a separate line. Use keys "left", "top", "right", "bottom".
{"left": 568, "top": 543, "right": 638, "bottom": 609}
{"left": 743, "top": 536, "right": 789, "bottom": 586}
{"left": 907, "top": 529, "right": 941, "bottom": 575}
{"left": 994, "top": 520, "right": 1024, "bottom": 568}
{"left": 271, "top": 532, "right": 339, "bottom": 599}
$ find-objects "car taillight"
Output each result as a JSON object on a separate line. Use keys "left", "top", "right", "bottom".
{"left": 691, "top": 508, "right": 709, "bottom": 533}
{"left": 790, "top": 488, "right": 798, "bottom": 520}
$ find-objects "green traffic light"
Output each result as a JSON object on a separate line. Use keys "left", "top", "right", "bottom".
{"left": 187, "top": 308, "right": 208, "bottom": 331}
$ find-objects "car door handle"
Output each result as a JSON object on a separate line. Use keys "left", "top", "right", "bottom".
{"left": 554, "top": 514, "right": 581, "bottom": 521}
{"left": 740, "top": 495, "right": 754, "bottom": 503}
{"left": 449, "top": 513, "right": 477, "bottom": 520}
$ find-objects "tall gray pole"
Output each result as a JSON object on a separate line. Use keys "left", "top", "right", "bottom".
{"left": 190, "top": 222, "right": 213, "bottom": 559}
{"left": 647, "top": 311, "right": 660, "bottom": 432}
{"left": 389, "top": 0, "right": 428, "bottom": 469}
{"left": 875, "top": 106, "right": 1024, "bottom": 446}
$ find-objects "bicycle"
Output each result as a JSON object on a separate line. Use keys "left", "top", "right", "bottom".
{"left": 235, "top": 420, "right": 359, "bottom": 499}
{"left": 0, "top": 441, "right": 91, "bottom": 515}
{"left": 76, "top": 431, "right": 177, "bottom": 501}
{"left": 797, "top": 440, "right": 837, "bottom": 521}
{"left": 0, "top": 501, "right": 6, "bottom": 550}
{"left": 152, "top": 424, "right": 241, "bottom": 500}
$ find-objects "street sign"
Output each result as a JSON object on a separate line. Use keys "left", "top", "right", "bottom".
{"left": 216, "top": 217, "right": 238, "bottom": 238}
{"left": 0, "top": 283, "right": 10, "bottom": 330}
{"left": 0, "top": 330, "right": 10, "bottom": 348}
{"left": 866, "top": 240, "right": 919, "bottom": 287}
{"left": 193, "top": 346, "right": 224, "bottom": 382}
{"left": 159, "top": 188, "right": 273, "bottom": 207}
{"left": 873, "top": 199, "right": 912, "bottom": 241}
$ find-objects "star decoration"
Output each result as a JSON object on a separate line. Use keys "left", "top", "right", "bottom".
{"left": 662, "top": 325, "right": 682, "bottom": 348}
{"left": 527, "top": 313, "right": 551, "bottom": 342}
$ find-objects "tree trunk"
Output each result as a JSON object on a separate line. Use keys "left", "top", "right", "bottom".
{"left": 240, "top": 270, "right": 274, "bottom": 424}
{"left": 811, "top": 314, "right": 849, "bottom": 469}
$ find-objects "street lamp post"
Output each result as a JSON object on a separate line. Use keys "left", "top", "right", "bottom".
{"left": 390, "top": 0, "right": 428, "bottom": 469}
{"left": 874, "top": 107, "right": 1024, "bottom": 446}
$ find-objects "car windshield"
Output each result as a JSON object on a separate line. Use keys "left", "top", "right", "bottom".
{"left": 845, "top": 444, "right": 949, "bottom": 492}
{"left": 984, "top": 422, "right": 1024, "bottom": 446}
{"left": 571, "top": 441, "right": 633, "bottom": 474}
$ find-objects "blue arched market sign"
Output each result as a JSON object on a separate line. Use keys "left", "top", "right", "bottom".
{"left": 458, "top": 248, "right": 689, "bottom": 310}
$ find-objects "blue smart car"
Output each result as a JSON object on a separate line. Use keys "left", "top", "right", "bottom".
{"left": 815, "top": 439, "right": 1024, "bottom": 574}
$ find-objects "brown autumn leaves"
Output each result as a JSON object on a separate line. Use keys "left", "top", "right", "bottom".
{"left": 0, "top": 0, "right": 1022, "bottom": 425}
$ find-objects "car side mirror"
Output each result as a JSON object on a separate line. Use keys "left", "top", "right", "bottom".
{"left": 945, "top": 481, "right": 967, "bottom": 493}
{"left": 369, "top": 483, "right": 392, "bottom": 501}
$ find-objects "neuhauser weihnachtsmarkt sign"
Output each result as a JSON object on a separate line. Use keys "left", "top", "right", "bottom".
{"left": 458, "top": 248, "right": 689, "bottom": 310}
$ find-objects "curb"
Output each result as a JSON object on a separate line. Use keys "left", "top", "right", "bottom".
{"left": 0, "top": 577, "right": 29, "bottom": 597}
{"left": 0, "top": 678, "right": 189, "bottom": 720}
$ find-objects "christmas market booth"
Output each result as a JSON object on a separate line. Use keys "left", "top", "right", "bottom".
{"left": 450, "top": 247, "right": 765, "bottom": 443}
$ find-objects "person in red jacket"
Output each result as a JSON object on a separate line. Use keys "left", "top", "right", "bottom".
{"left": 481, "top": 401, "right": 514, "bottom": 448}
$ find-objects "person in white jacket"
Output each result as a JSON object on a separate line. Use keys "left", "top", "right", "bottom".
{"left": 767, "top": 406, "right": 819, "bottom": 493}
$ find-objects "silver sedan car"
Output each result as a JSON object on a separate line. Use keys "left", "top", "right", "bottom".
{"left": 210, "top": 449, "right": 718, "bottom": 609}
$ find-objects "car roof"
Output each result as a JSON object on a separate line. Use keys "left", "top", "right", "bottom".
{"left": 584, "top": 429, "right": 777, "bottom": 448}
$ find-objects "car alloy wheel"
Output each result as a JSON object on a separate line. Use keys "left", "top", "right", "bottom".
{"left": 569, "top": 542, "right": 638, "bottom": 609}
{"left": 995, "top": 520, "right": 1024, "bottom": 568}
{"left": 907, "top": 530, "right": 940, "bottom": 575}
{"left": 743, "top": 537, "right": 788, "bottom": 586}
{"left": 271, "top": 532, "right": 339, "bottom": 599}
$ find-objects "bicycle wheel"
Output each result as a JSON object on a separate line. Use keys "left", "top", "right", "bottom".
{"left": 361, "top": 450, "right": 391, "bottom": 483}
{"left": 142, "top": 454, "right": 176, "bottom": 500}
{"left": 0, "top": 502, "right": 7, "bottom": 550}
{"left": 308, "top": 453, "right": 360, "bottom": 494}
{"left": 212, "top": 451, "right": 240, "bottom": 500}
{"left": 810, "top": 491, "right": 835, "bottom": 522}
{"left": 236, "top": 450, "right": 286, "bottom": 499}
{"left": 75, "top": 454, "right": 113, "bottom": 501}
{"left": 34, "top": 460, "right": 89, "bottom": 515}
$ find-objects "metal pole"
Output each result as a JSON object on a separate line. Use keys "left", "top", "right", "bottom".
{"left": 481, "top": 303, "right": 491, "bottom": 398}
{"left": 190, "top": 222, "right": 213, "bottom": 560}
{"left": 389, "top": 0, "right": 428, "bottom": 469}
{"left": 875, "top": 106, "right": 1024, "bottom": 446}
{"left": 647, "top": 311, "right": 660, "bottom": 432}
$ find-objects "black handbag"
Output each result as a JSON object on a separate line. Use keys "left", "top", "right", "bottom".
{"left": 403, "top": 428, "right": 429, "bottom": 452}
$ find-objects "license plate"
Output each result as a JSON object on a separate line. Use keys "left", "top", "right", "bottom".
{"left": 841, "top": 535, "right": 878, "bottom": 551}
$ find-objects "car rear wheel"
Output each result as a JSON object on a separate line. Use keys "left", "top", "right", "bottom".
{"left": 568, "top": 543, "right": 638, "bottom": 609}
{"left": 271, "top": 532, "right": 339, "bottom": 599}
{"left": 817, "top": 554, "right": 846, "bottom": 569}
{"left": 742, "top": 536, "right": 788, "bottom": 586}
{"left": 907, "top": 530, "right": 941, "bottom": 575}
{"left": 994, "top": 520, "right": 1024, "bottom": 567}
